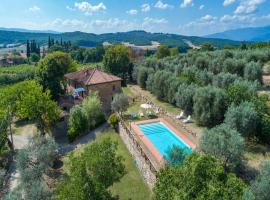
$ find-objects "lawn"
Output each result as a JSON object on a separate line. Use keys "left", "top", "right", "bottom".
{"left": 62, "top": 129, "right": 152, "bottom": 200}
{"left": 122, "top": 86, "right": 134, "bottom": 98}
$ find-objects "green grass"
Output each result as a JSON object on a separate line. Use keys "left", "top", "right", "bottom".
{"left": 62, "top": 129, "right": 152, "bottom": 200}
{"left": 105, "top": 131, "right": 152, "bottom": 200}
{"left": 151, "top": 96, "right": 181, "bottom": 115}
{"left": 122, "top": 86, "right": 134, "bottom": 98}
{"left": 0, "top": 64, "right": 36, "bottom": 74}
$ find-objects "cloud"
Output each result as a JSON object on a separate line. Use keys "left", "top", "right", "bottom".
{"left": 180, "top": 0, "right": 193, "bottom": 8}
{"left": 141, "top": 4, "right": 151, "bottom": 12}
{"left": 126, "top": 9, "right": 138, "bottom": 15}
{"left": 29, "top": 6, "right": 41, "bottom": 12}
{"left": 223, "top": 0, "right": 236, "bottom": 6}
{"left": 66, "top": 5, "right": 75, "bottom": 11}
{"left": 154, "top": 1, "right": 173, "bottom": 9}
{"left": 142, "top": 17, "right": 168, "bottom": 27}
{"left": 199, "top": 5, "right": 204, "bottom": 10}
{"left": 74, "top": 1, "right": 106, "bottom": 15}
{"left": 50, "top": 18, "right": 85, "bottom": 27}
{"left": 200, "top": 15, "right": 217, "bottom": 22}
{"left": 234, "top": 0, "right": 265, "bottom": 14}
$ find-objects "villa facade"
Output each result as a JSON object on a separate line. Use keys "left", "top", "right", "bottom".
{"left": 64, "top": 68, "right": 122, "bottom": 112}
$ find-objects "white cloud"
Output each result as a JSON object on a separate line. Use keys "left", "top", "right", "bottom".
{"left": 223, "top": 0, "right": 236, "bottom": 6}
{"left": 29, "top": 6, "right": 40, "bottom": 12}
{"left": 142, "top": 17, "right": 168, "bottom": 27}
{"left": 200, "top": 15, "right": 217, "bottom": 22}
{"left": 50, "top": 18, "right": 85, "bottom": 27}
{"left": 180, "top": 0, "right": 193, "bottom": 8}
{"left": 234, "top": 0, "right": 265, "bottom": 14}
{"left": 199, "top": 5, "right": 204, "bottom": 10}
{"left": 154, "top": 1, "right": 173, "bottom": 9}
{"left": 74, "top": 1, "right": 106, "bottom": 15}
{"left": 66, "top": 5, "right": 75, "bottom": 11}
{"left": 141, "top": 4, "right": 151, "bottom": 12}
{"left": 126, "top": 9, "right": 138, "bottom": 15}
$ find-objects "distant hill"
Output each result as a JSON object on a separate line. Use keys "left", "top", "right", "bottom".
{"left": 0, "top": 29, "right": 241, "bottom": 50}
{"left": 205, "top": 25, "right": 270, "bottom": 42}
{"left": 0, "top": 27, "right": 60, "bottom": 34}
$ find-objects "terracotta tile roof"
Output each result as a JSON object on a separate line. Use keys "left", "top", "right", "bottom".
{"left": 64, "top": 68, "right": 122, "bottom": 86}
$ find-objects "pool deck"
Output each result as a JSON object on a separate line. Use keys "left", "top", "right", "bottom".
{"left": 130, "top": 118, "right": 196, "bottom": 164}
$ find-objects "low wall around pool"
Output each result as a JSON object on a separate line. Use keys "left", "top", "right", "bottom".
{"left": 119, "top": 120, "right": 158, "bottom": 188}
{"left": 119, "top": 118, "right": 196, "bottom": 188}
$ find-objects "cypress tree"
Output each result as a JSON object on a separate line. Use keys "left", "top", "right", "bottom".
{"left": 48, "top": 36, "right": 51, "bottom": 48}
{"left": 26, "top": 40, "right": 30, "bottom": 58}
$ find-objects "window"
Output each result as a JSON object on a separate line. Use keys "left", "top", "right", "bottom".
{"left": 112, "top": 85, "right": 116, "bottom": 91}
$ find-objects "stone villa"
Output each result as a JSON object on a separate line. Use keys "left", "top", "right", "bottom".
{"left": 64, "top": 68, "right": 122, "bottom": 112}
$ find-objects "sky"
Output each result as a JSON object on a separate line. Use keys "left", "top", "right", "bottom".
{"left": 0, "top": 0, "right": 270, "bottom": 36}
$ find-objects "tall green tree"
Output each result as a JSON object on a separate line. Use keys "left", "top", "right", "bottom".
{"left": 15, "top": 81, "right": 60, "bottom": 136}
{"left": 200, "top": 124, "right": 245, "bottom": 170}
{"left": 36, "top": 51, "right": 77, "bottom": 99}
{"left": 55, "top": 138, "right": 125, "bottom": 200}
{"left": 156, "top": 45, "right": 170, "bottom": 59}
{"left": 103, "top": 44, "right": 131, "bottom": 83}
{"left": 154, "top": 153, "right": 246, "bottom": 200}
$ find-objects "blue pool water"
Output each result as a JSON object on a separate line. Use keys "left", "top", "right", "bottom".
{"left": 138, "top": 122, "right": 191, "bottom": 159}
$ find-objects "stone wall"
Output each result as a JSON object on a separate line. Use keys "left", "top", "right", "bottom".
{"left": 88, "top": 81, "right": 122, "bottom": 112}
{"left": 118, "top": 121, "right": 157, "bottom": 188}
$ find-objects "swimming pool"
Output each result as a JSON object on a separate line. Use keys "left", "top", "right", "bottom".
{"left": 138, "top": 121, "right": 192, "bottom": 159}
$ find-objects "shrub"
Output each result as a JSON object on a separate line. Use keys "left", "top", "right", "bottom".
{"left": 244, "top": 61, "right": 262, "bottom": 83}
{"left": 67, "top": 94, "right": 104, "bottom": 142}
{"left": 108, "top": 113, "right": 119, "bottom": 131}
{"left": 67, "top": 105, "right": 87, "bottom": 142}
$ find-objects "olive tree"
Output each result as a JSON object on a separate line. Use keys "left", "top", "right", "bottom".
{"left": 6, "top": 135, "right": 57, "bottom": 200}
{"left": 244, "top": 61, "right": 262, "bottom": 83}
{"left": 224, "top": 101, "right": 259, "bottom": 137}
{"left": 244, "top": 160, "right": 270, "bottom": 200}
{"left": 193, "top": 86, "right": 228, "bottom": 127}
{"left": 175, "top": 83, "right": 196, "bottom": 115}
{"left": 200, "top": 124, "right": 245, "bottom": 170}
{"left": 111, "top": 93, "right": 129, "bottom": 116}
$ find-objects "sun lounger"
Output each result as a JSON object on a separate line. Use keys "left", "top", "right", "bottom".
{"left": 176, "top": 111, "right": 184, "bottom": 119}
{"left": 139, "top": 112, "right": 144, "bottom": 117}
{"left": 183, "top": 115, "right": 192, "bottom": 123}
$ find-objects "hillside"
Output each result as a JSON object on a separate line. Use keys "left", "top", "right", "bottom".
{"left": 0, "top": 30, "right": 241, "bottom": 50}
{"left": 206, "top": 25, "right": 270, "bottom": 41}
